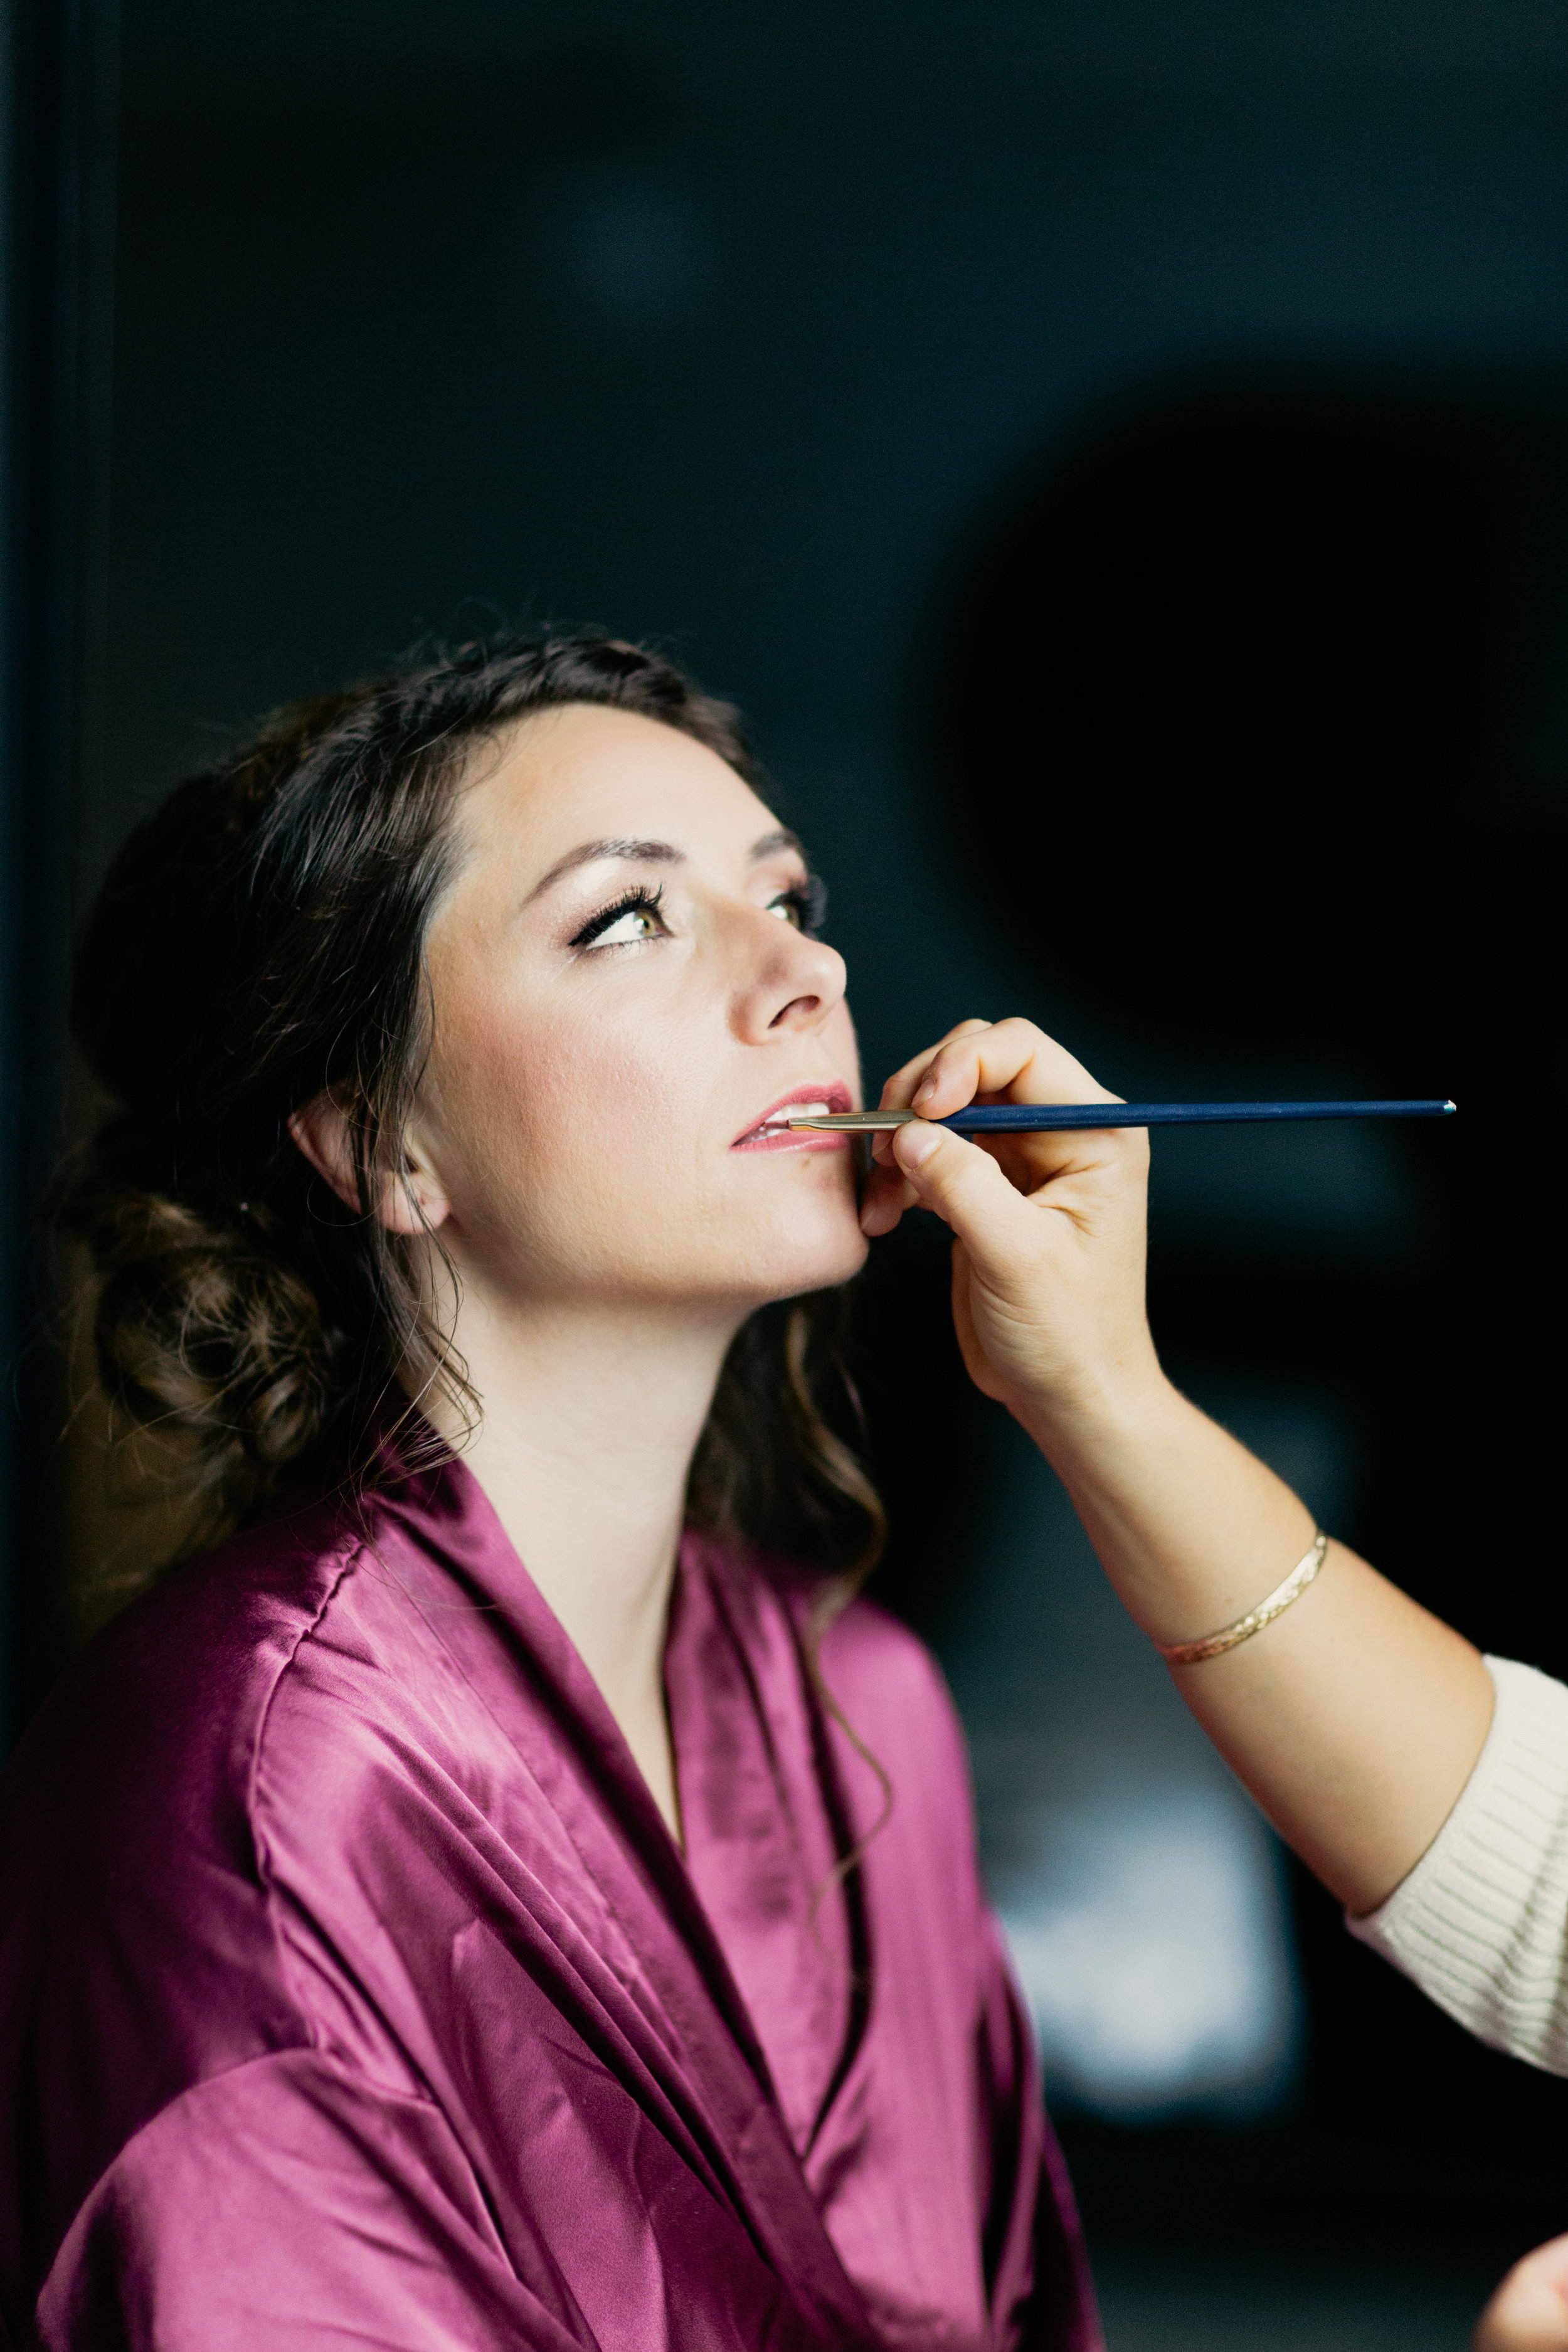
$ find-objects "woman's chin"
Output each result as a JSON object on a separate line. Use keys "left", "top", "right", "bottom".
{"left": 748, "top": 1210, "right": 870, "bottom": 1304}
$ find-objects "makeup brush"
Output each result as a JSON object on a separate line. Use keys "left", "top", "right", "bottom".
{"left": 788, "top": 1098, "right": 1457, "bottom": 1133}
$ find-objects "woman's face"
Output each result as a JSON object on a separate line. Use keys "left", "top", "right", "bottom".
{"left": 409, "top": 702, "right": 867, "bottom": 1320}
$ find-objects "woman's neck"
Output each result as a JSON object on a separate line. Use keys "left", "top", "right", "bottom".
{"left": 419, "top": 1290, "right": 742, "bottom": 1846}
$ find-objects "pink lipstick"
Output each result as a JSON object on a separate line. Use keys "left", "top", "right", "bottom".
{"left": 732, "top": 1081, "right": 856, "bottom": 1153}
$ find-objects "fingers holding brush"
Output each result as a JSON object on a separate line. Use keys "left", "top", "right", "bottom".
{"left": 859, "top": 1017, "right": 990, "bottom": 1236}
{"left": 859, "top": 1019, "right": 1159, "bottom": 1428}
{"left": 880, "top": 1019, "right": 1123, "bottom": 1175}
{"left": 872, "top": 1015, "right": 993, "bottom": 1123}
{"left": 860, "top": 1017, "right": 1138, "bottom": 1237}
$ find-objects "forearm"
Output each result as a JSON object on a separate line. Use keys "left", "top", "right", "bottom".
{"left": 1028, "top": 1375, "right": 1495, "bottom": 1914}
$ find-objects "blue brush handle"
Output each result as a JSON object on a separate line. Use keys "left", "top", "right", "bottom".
{"left": 938, "top": 1099, "right": 1456, "bottom": 1133}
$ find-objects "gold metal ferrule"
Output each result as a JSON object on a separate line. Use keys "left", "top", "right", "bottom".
{"left": 786, "top": 1109, "right": 919, "bottom": 1131}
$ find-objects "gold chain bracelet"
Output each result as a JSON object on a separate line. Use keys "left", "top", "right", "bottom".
{"left": 1155, "top": 1530, "right": 1330, "bottom": 1666}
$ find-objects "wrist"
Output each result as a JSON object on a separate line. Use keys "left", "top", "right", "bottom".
{"left": 1012, "top": 1347, "right": 1177, "bottom": 1471}
{"left": 1017, "top": 1369, "right": 1320, "bottom": 1653}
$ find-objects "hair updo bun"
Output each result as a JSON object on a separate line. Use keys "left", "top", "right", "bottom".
{"left": 55, "top": 634, "right": 882, "bottom": 1600}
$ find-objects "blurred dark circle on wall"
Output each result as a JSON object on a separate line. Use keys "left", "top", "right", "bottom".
{"left": 922, "top": 371, "right": 1568, "bottom": 1097}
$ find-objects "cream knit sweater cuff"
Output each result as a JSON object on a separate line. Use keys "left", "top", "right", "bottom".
{"left": 1348, "top": 1655, "right": 1568, "bottom": 2077}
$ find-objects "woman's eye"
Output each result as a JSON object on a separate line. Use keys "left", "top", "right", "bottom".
{"left": 592, "top": 905, "right": 664, "bottom": 948}
{"left": 766, "top": 876, "right": 827, "bottom": 935}
{"left": 569, "top": 887, "right": 669, "bottom": 951}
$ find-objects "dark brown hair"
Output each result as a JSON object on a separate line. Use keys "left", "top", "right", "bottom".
{"left": 56, "top": 634, "right": 883, "bottom": 1606}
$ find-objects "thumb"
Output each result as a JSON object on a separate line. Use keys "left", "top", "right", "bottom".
{"left": 889, "top": 1119, "right": 1034, "bottom": 1271}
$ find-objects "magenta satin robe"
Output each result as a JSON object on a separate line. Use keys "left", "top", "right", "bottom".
{"left": 0, "top": 1439, "right": 1100, "bottom": 2351}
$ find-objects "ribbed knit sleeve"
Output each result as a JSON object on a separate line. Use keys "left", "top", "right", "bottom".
{"left": 1347, "top": 1656, "right": 1568, "bottom": 2075}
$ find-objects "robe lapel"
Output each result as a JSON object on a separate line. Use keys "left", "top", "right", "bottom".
{"left": 666, "top": 1541, "right": 872, "bottom": 2160}
{"left": 369, "top": 1453, "right": 879, "bottom": 2345}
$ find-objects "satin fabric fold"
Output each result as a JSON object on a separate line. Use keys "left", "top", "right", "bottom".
{"left": 0, "top": 1444, "right": 1100, "bottom": 2351}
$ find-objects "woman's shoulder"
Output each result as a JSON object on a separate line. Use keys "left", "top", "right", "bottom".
{"left": 3, "top": 1495, "right": 368, "bottom": 1852}
{"left": 0, "top": 1486, "right": 492, "bottom": 2309}
{"left": 724, "top": 1547, "right": 966, "bottom": 1742}
{"left": 818, "top": 1587, "right": 956, "bottom": 1703}
{"left": 810, "top": 1591, "right": 989, "bottom": 1931}
{"left": 0, "top": 1481, "right": 489, "bottom": 2085}
{"left": 0, "top": 1476, "right": 479, "bottom": 1897}
{"left": 706, "top": 1545, "right": 975, "bottom": 1813}
{"left": 3, "top": 1466, "right": 543, "bottom": 1907}
{"left": 815, "top": 1589, "right": 973, "bottom": 1787}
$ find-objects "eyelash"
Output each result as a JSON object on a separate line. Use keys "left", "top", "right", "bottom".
{"left": 569, "top": 884, "right": 667, "bottom": 950}
{"left": 786, "top": 875, "right": 829, "bottom": 936}
{"left": 568, "top": 874, "right": 828, "bottom": 950}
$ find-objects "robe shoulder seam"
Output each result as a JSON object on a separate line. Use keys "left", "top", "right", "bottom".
{"left": 243, "top": 1539, "right": 374, "bottom": 2055}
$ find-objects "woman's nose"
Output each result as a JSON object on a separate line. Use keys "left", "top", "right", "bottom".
{"left": 731, "top": 909, "right": 849, "bottom": 1041}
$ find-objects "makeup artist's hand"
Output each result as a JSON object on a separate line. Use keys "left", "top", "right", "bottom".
{"left": 864, "top": 1018, "right": 1495, "bottom": 1929}
{"left": 1476, "top": 2237, "right": 1568, "bottom": 2352}
{"left": 859, "top": 1018, "right": 1164, "bottom": 1438}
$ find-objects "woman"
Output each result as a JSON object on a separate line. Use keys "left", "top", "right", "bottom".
{"left": 0, "top": 638, "right": 1097, "bottom": 2352}
{"left": 0, "top": 628, "right": 1551, "bottom": 2348}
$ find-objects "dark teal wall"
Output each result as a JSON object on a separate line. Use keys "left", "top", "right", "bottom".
{"left": 102, "top": 0, "right": 1568, "bottom": 1088}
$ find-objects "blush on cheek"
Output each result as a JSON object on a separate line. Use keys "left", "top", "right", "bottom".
{"left": 518, "top": 1023, "right": 687, "bottom": 1154}
{"left": 436, "top": 1004, "right": 692, "bottom": 1236}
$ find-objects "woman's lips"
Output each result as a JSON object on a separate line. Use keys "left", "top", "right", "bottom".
{"left": 732, "top": 1081, "right": 855, "bottom": 1152}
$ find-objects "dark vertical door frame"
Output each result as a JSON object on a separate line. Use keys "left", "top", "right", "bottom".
{"left": 0, "top": 0, "right": 119, "bottom": 1751}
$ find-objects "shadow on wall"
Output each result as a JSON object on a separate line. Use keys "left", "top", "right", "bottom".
{"left": 856, "top": 369, "right": 1568, "bottom": 2144}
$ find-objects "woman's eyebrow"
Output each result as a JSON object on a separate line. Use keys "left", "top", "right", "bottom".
{"left": 529, "top": 827, "right": 805, "bottom": 902}
{"left": 528, "top": 838, "right": 685, "bottom": 900}
{"left": 748, "top": 827, "right": 805, "bottom": 864}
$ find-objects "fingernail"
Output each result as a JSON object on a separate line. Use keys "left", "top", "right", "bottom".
{"left": 896, "top": 1120, "right": 941, "bottom": 1170}
{"left": 913, "top": 1077, "right": 937, "bottom": 1105}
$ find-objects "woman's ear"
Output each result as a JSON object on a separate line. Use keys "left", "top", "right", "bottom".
{"left": 287, "top": 1096, "right": 451, "bottom": 1237}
